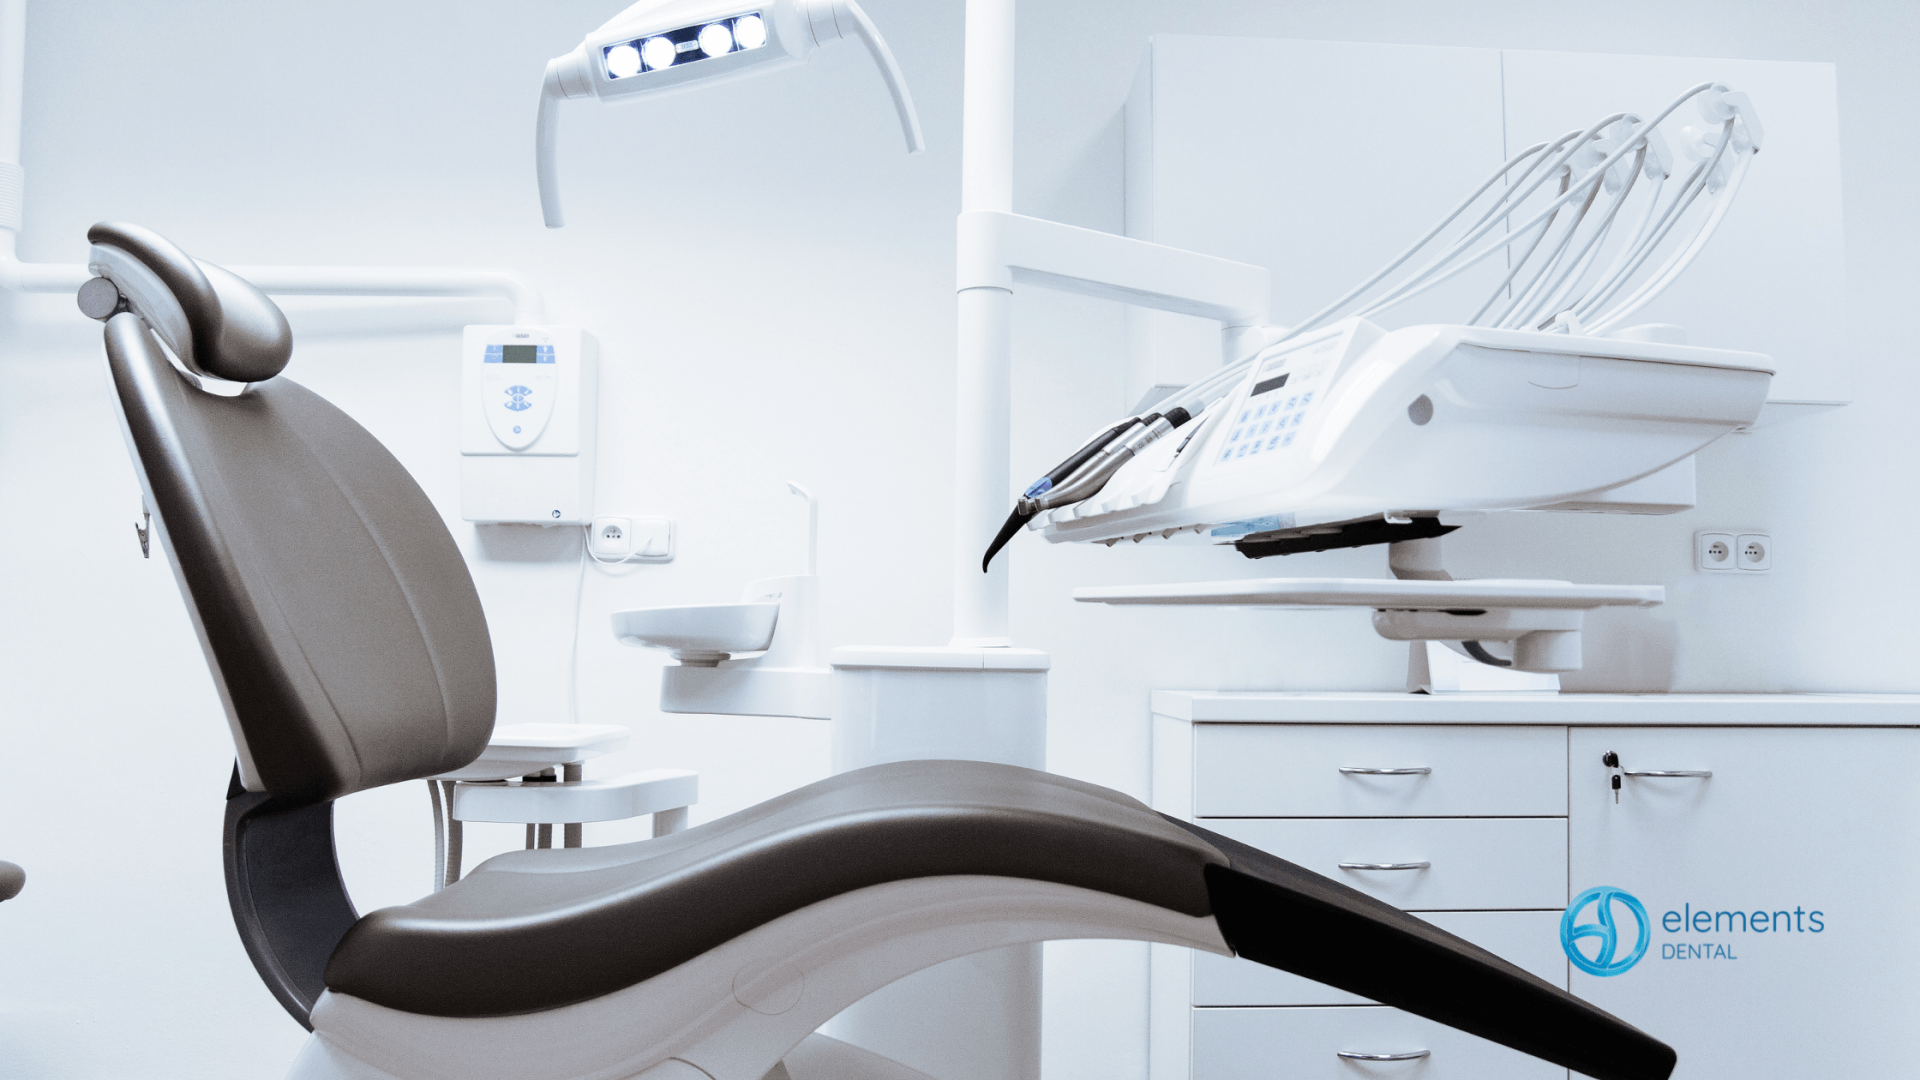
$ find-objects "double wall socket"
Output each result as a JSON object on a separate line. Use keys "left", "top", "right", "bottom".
{"left": 591, "top": 516, "right": 673, "bottom": 561}
{"left": 1696, "top": 531, "right": 1770, "bottom": 573}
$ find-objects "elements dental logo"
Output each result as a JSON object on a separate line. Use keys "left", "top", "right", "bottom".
{"left": 1561, "top": 886, "right": 1651, "bottom": 977}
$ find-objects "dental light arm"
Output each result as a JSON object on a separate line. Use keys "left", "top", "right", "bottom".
{"left": 838, "top": 0, "right": 924, "bottom": 154}
{"left": 536, "top": 0, "right": 924, "bottom": 228}
{"left": 535, "top": 63, "right": 567, "bottom": 231}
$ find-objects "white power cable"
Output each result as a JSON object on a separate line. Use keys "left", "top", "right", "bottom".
{"left": 569, "top": 526, "right": 589, "bottom": 725}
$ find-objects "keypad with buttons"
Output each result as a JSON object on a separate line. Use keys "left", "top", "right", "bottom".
{"left": 479, "top": 342, "right": 560, "bottom": 452}
{"left": 1219, "top": 388, "right": 1317, "bottom": 464}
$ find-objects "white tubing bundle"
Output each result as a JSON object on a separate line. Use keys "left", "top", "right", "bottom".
{"left": 1157, "top": 82, "right": 1763, "bottom": 423}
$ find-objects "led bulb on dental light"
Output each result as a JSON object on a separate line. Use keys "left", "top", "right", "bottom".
{"left": 607, "top": 43, "right": 644, "bottom": 78}
{"left": 641, "top": 36, "right": 678, "bottom": 70}
{"left": 697, "top": 22, "right": 735, "bottom": 57}
{"left": 535, "top": 0, "right": 925, "bottom": 228}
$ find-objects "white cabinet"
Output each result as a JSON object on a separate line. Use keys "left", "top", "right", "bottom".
{"left": 1149, "top": 693, "right": 1920, "bottom": 1080}
{"left": 1566, "top": 728, "right": 1920, "bottom": 1080}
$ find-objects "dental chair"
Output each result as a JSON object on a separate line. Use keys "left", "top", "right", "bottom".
{"left": 81, "top": 221, "right": 1677, "bottom": 1080}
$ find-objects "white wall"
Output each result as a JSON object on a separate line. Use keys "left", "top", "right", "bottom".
{"left": 0, "top": 2, "right": 1913, "bottom": 1080}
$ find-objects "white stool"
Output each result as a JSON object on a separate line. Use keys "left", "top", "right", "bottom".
{"left": 427, "top": 723, "right": 698, "bottom": 889}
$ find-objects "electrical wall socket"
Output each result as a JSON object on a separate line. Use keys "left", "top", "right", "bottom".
{"left": 1696, "top": 532, "right": 1735, "bottom": 571}
{"left": 590, "top": 516, "right": 673, "bottom": 561}
{"left": 1735, "top": 532, "right": 1771, "bottom": 572}
{"left": 1695, "top": 530, "right": 1769, "bottom": 573}
{"left": 589, "top": 517, "right": 631, "bottom": 558}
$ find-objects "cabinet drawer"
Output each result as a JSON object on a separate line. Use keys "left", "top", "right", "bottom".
{"left": 1194, "top": 725, "right": 1565, "bottom": 817}
{"left": 1212, "top": 818, "right": 1567, "bottom": 910}
{"left": 1193, "top": 1006, "right": 1564, "bottom": 1080}
{"left": 1195, "top": 910, "right": 1566, "bottom": 1005}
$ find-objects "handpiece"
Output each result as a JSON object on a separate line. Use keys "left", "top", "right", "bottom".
{"left": 982, "top": 408, "right": 1192, "bottom": 571}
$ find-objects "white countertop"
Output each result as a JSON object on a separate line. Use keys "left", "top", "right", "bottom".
{"left": 1150, "top": 691, "right": 1920, "bottom": 726}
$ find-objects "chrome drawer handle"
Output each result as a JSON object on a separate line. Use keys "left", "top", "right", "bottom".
{"left": 1337, "top": 1049, "right": 1431, "bottom": 1062}
{"left": 1339, "top": 861, "right": 1431, "bottom": 871}
{"left": 1339, "top": 766, "right": 1431, "bottom": 776}
{"left": 1624, "top": 769, "right": 1712, "bottom": 778}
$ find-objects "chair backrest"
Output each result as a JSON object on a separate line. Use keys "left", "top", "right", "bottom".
{"left": 93, "top": 223, "right": 495, "bottom": 804}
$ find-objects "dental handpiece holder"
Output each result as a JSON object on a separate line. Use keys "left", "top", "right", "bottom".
{"left": 613, "top": 574, "right": 830, "bottom": 719}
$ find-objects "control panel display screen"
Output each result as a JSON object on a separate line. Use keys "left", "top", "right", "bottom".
{"left": 501, "top": 345, "right": 539, "bottom": 364}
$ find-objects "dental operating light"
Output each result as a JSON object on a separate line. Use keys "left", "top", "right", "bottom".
{"left": 536, "top": 0, "right": 925, "bottom": 228}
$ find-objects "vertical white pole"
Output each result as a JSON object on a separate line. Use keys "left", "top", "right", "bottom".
{"left": 0, "top": 0, "right": 28, "bottom": 238}
{"left": 0, "top": 0, "right": 23, "bottom": 166}
{"left": 960, "top": 0, "right": 1014, "bottom": 214}
{"left": 826, "top": 3, "right": 1044, "bottom": 1075}
{"left": 951, "top": 0, "right": 1016, "bottom": 646}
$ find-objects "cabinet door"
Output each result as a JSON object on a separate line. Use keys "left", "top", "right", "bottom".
{"left": 1568, "top": 728, "right": 1920, "bottom": 1079}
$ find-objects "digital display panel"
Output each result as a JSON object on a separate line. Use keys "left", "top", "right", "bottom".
{"left": 1251, "top": 372, "right": 1290, "bottom": 396}
{"left": 502, "top": 345, "right": 539, "bottom": 364}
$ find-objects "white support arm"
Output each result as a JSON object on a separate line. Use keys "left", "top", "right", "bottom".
{"left": 956, "top": 210, "right": 1269, "bottom": 328}
{"left": 836, "top": 0, "right": 925, "bottom": 155}
{"left": 536, "top": 58, "right": 569, "bottom": 229}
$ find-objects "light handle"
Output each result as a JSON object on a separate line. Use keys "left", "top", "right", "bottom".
{"left": 811, "top": 0, "right": 924, "bottom": 154}
{"left": 536, "top": 60, "right": 567, "bottom": 229}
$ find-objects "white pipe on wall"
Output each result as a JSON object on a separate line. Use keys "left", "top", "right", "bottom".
{"left": 0, "top": 0, "right": 544, "bottom": 325}
{"left": 0, "top": 232, "right": 545, "bottom": 322}
{"left": 211, "top": 263, "right": 544, "bottom": 324}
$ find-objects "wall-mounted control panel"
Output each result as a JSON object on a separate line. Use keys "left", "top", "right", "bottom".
{"left": 460, "top": 325, "right": 598, "bottom": 524}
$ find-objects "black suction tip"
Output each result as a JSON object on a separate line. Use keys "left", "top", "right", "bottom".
{"left": 982, "top": 507, "right": 1032, "bottom": 572}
